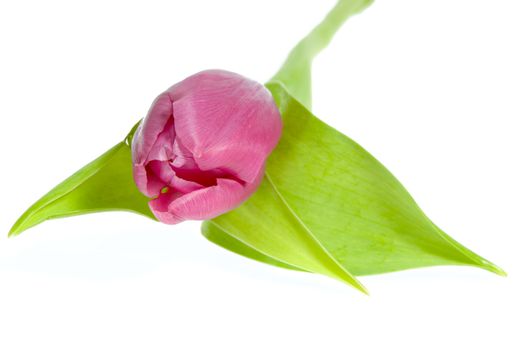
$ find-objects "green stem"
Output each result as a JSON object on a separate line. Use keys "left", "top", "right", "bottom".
{"left": 269, "top": 0, "right": 374, "bottom": 109}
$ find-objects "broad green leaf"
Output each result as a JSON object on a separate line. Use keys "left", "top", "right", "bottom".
{"left": 202, "top": 220, "right": 302, "bottom": 272}
{"left": 270, "top": 0, "right": 374, "bottom": 109}
{"left": 9, "top": 125, "right": 154, "bottom": 236}
{"left": 203, "top": 83, "right": 505, "bottom": 289}
{"left": 203, "top": 173, "right": 368, "bottom": 293}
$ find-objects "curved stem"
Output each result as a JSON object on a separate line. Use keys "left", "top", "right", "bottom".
{"left": 269, "top": 0, "right": 374, "bottom": 109}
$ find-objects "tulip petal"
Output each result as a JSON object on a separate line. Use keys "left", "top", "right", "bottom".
{"left": 132, "top": 70, "right": 282, "bottom": 225}
{"left": 132, "top": 92, "right": 173, "bottom": 164}
{"left": 149, "top": 169, "right": 263, "bottom": 224}
{"left": 168, "top": 71, "right": 282, "bottom": 184}
{"left": 132, "top": 164, "right": 151, "bottom": 196}
{"left": 171, "top": 135, "right": 193, "bottom": 168}
{"left": 148, "top": 191, "right": 183, "bottom": 224}
{"left": 148, "top": 160, "right": 204, "bottom": 193}
{"left": 146, "top": 117, "right": 175, "bottom": 162}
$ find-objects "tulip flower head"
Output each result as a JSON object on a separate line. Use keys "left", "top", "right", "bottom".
{"left": 132, "top": 70, "right": 282, "bottom": 224}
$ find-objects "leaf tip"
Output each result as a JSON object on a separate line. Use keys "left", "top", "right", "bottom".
{"left": 8, "top": 207, "right": 40, "bottom": 237}
{"left": 480, "top": 259, "right": 507, "bottom": 277}
{"left": 358, "top": 285, "right": 370, "bottom": 296}
{"left": 8, "top": 227, "right": 21, "bottom": 238}
{"left": 8, "top": 218, "right": 28, "bottom": 238}
{"left": 346, "top": 277, "right": 369, "bottom": 295}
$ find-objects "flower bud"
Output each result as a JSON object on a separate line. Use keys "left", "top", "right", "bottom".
{"left": 132, "top": 70, "right": 282, "bottom": 224}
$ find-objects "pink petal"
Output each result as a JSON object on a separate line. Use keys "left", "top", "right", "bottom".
{"left": 149, "top": 168, "right": 264, "bottom": 224}
{"left": 167, "top": 70, "right": 282, "bottom": 183}
{"left": 146, "top": 118, "right": 175, "bottom": 162}
{"left": 132, "top": 92, "right": 173, "bottom": 165}
{"left": 132, "top": 164, "right": 151, "bottom": 196}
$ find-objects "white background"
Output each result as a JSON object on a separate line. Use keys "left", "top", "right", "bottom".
{"left": 1, "top": 0, "right": 526, "bottom": 349}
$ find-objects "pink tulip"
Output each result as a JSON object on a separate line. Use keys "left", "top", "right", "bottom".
{"left": 132, "top": 70, "right": 282, "bottom": 224}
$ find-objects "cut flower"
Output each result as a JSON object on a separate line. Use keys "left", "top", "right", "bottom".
{"left": 132, "top": 70, "right": 282, "bottom": 224}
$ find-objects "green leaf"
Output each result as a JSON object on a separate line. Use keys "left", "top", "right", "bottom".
{"left": 202, "top": 172, "right": 368, "bottom": 293}
{"left": 9, "top": 126, "right": 154, "bottom": 237}
{"left": 202, "top": 220, "right": 303, "bottom": 272}
{"left": 203, "top": 82, "right": 505, "bottom": 290}
{"left": 270, "top": 0, "right": 374, "bottom": 109}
